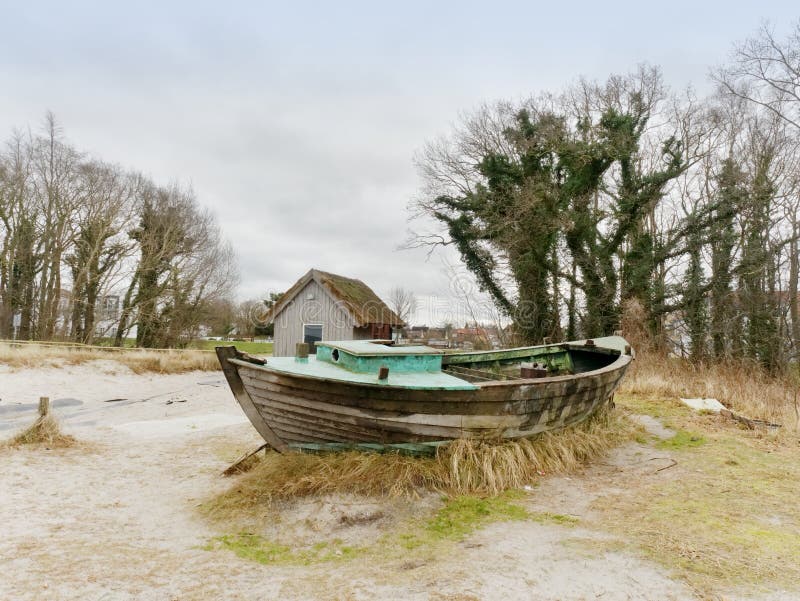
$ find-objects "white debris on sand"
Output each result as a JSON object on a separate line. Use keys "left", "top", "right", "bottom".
{"left": 680, "top": 397, "right": 727, "bottom": 413}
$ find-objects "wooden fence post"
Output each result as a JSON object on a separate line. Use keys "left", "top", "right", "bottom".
{"left": 38, "top": 396, "right": 50, "bottom": 417}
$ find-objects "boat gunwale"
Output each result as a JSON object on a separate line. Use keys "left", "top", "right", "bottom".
{"left": 441, "top": 338, "right": 629, "bottom": 363}
{"left": 473, "top": 352, "right": 631, "bottom": 388}
{"left": 227, "top": 347, "right": 632, "bottom": 391}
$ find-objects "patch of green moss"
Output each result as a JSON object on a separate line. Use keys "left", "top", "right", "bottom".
{"left": 424, "top": 493, "right": 530, "bottom": 540}
{"left": 206, "top": 493, "right": 534, "bottom": 566}
{"left": 530, "top": 512, "right": 579, "bottom": 526}
{"left": 204, "top": 533, "right": 291, "bottom": 564}
{"left": 396, "top": 532, "right": 425, "bottom": 550}
{"left": 615, "top": 393, "right": 689, "bottom": 423}
{"left": 206, "top": 533, "right": 365, "bottom": 565}
{"left": 656, "top": 429, "right": 705, "bottom": 450}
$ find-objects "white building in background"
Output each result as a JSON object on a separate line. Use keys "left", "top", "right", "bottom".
{"left": 93, "top": 294, "right": 120, "bottom": 337}
{"left": 264, "top": 268, "right": 404, "bottom": 357}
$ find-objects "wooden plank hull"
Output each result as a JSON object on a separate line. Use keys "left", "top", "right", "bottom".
{"left": 216, "top": 342, "right": 632, "bottom": 450}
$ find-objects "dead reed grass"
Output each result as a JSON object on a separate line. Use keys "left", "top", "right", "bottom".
{"left": 0, "top": 342, "right": 218, "bottom": 374}
{"left": 618, "top": 298, "right": 799, "bottom": 432}
{"left": 621, "top": 351, "right": 800, "bottom": 433}
{"left": 204, "top": 407, "right": 638, "bottom": 521}
{"left": 444, "top": 408, "right": 635, "bottom": 494}
{"left": 5, "top": 413, "right": 78, "bottom": 448}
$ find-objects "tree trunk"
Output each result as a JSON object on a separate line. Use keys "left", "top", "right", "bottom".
{"left": 114, "top": 272, "right": 138, "bottom": 347}
{"left": 789, "top": 220, "right": 799, "bottom": 355}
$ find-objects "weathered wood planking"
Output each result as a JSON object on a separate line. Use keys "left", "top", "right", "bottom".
{"left": 220, "top": 342, "right": 631, "bottom": 450}
{"left": 216, "top": 346, "right": 289, "bottom": 452}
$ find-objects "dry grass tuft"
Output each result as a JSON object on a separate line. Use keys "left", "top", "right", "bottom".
{"left": 621, "top": 351, "right": 800, "bottom": 433}
{"left": 5, "top": 413, "right": 78, "bottom": 448}
{"left": 204, "top": 407, "right": 637, "bottom": 521}
{"left": 444, "top": 408, "right": 636, "bottom": 495}
{"left": 619, "top": 298, "right": 799, "bottom": 433}
{"left": 207, "top": 450, "right": 442, "bottom": 518}
{"left": 0, "top": 342, "right": 218, "bottom": 374}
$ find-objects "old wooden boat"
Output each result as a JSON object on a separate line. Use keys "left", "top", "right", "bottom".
{"left": 216, "top": 336, "right": 633, "bottom": 453}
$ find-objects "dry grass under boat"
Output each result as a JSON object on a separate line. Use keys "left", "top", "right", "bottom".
{"left": 0, "top": 341, "right": 218, "bottom": 374}
{"left": 204, "top": 407, "right": 639, "bottom": 521}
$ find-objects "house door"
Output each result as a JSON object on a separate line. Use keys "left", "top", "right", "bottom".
{"left": 303, "top": 324, "right": 323, "bottom": 354}
{"left": 370, "top": 323, "right": 391, "bottom": 339}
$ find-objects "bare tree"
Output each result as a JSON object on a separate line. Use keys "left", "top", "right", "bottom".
{"left": 388, "top": 286, "right": 416, "bottom": 330}
{"left": 32, "top": 113, "right": 83, "bottom": 339}
{"left": 413, "top": 66, "right": 692, "bottom": 342}
{"left": 0, "top": 113, "right": 240, "bottom": 347}
{"left": 714, "top": 21, "right": 800, "bottom": 132}
{"left": 0, "top": 117, "right": 84, "bottom": 340}
{"left": 0, "top": 131, "right": 36, "bottom": 339}
{"left": 67, "top": 161, "right": 136, "bottom": 343}
{"left": 114, "top": 182, "right": 239, "bottom": 347}
{"left": 232, "top": 299, "right": 264, "bottom": 339}
{"left": 712, "top": 25, "right": 800, "bottom": 369}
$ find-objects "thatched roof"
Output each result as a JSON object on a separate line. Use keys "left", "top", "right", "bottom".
{"left": 265, "top": 268, "right": 404, "bottom": 327}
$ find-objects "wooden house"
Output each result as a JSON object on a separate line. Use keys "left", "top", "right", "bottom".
{"left": 264, "top": 268, "right": 404, "bottom": 357}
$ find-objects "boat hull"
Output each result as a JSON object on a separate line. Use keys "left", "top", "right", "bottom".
{"left": 216, "top": 342, "right": 632, "bottom": 450}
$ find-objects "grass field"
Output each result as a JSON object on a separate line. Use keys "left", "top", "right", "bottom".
{"left": 0, "top": 342, "right": 218, "bottom": 373}
{"left": 187, "top": 340, "right": 274, "bottom": 355}
{"left": 0, "top": 339, "right": 273, "bottom": 373}
{"left": 599, "top": 392, "right": 800, "bottom": 594}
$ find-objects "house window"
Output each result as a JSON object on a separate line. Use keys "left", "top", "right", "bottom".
{"left": 303, "top": 324, "right": 323, "bottom": 354}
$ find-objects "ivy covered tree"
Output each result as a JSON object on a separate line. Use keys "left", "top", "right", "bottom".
{"left": 415, "top": 67, "right": 687, "bottom": 342}
{"left": 708, "top": 158, "right": 743, "bottom": 359}
{"left": 738, "top": 139, "right": 782, "bottom": 369}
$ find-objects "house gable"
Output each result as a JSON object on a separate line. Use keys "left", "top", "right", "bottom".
{"left": 271, "top": 278, "right": 355, "bottom": 357}
{"left": 266, "top": 268, "right": 403, "bottom": 327}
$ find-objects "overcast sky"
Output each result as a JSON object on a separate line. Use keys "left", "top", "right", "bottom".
{"left": 1, "top": 1, "right": 797, "bottom": 325}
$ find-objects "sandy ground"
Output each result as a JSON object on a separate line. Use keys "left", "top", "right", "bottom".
{"left": 0, "top": 361, "right": 786, "bottom": 601}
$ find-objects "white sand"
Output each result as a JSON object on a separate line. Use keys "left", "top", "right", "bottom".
{"left": 0, "top": 361, "right": 784, "bottom": 600}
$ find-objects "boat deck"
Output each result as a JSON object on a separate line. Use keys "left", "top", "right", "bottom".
{"left": 231, "top": 356, "right": 479, "bottom": 391}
